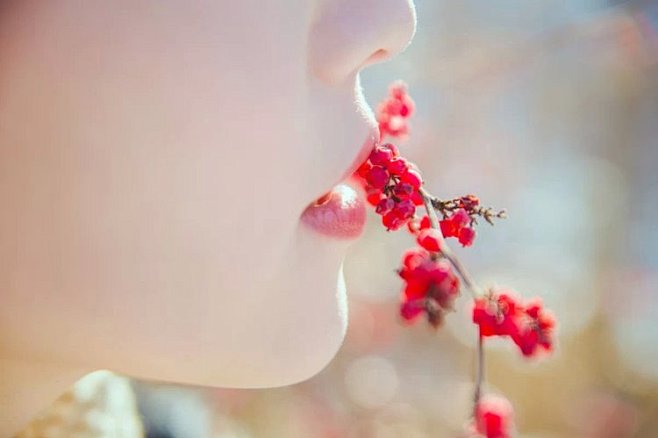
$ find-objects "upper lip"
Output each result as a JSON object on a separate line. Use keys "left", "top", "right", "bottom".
{"left": 338, "top": 81, "right": 380, "bottom": 183}
{"left": 310, "top": 123, "right": 378, "bottom": 207}
{"left": 339, "top": 125, "right": 379, "bottom": 183}
{"left": 307, "top": 75, "right": 380, "bottom": 204}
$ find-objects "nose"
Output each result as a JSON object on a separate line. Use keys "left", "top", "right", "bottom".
{"left": 309, "top": 0, "right": 417, "bottom": 86}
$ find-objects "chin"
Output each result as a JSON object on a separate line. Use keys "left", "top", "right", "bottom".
{"left": 226, "top": 262, "right": 349, "bottom": 389}
{"left": 110, "top": 224, "right": 351, "bottom": 389}
{"left": 243, "top": 255, "right": 350, "bottom": 388}
{"left": 126, "top": 263, "right": 349, "bottom": 390}
{"left": 259, "top": 265, "right": 349, "bottom": 388}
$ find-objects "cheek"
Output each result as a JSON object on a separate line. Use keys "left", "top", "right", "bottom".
{"left": 4, "top": 0, "right": 315, "bottom": 267}
{"left": 1, "top": 0, "right": 344, "bottom": 385}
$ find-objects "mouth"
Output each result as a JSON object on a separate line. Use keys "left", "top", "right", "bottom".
{"left": 300, "top": 131, "right": 378, "bottom": 240}
{"left": 300, "top": 74, "right": 380, "bottom": 240}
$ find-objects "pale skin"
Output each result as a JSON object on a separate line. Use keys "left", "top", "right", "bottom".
{"left": 0, "top": 0, "right": 416, "bottom": 434}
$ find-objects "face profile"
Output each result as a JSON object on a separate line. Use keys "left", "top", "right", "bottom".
{"left": 0, "top": 0, "right": 416, "bottom": 433}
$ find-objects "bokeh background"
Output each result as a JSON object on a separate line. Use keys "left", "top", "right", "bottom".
{"left": 22, "top": 0, "right": 658, "bottom": 436}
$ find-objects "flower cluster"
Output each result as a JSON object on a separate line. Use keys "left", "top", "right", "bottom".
{"left": 356, "top": 143, "right": 425, "bottom": 231}
{"left": 472, "top": 394, "right": 515, "bottom": 438}
{"left": 377, "top": 80, "right": 415, "bottom": 139}
{"left": 398, "top": 248, "right": 460, "bottom": 327}
{"left": 355, "top": 80, "right": 558, "bottom": 437}
{"left": 473, "top": 291, "right": 556, "bottom": 358}
{"left": 407, "top": 210, "right": 476, "bottom": 247}
{"left": 439, "top": 209, "right": 476, "bottom": 247}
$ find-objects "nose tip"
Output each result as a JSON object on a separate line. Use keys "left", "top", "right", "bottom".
{"left": 309, "top": 0, "right": 417, "bottom": 86}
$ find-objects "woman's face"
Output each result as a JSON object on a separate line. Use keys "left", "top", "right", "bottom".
{"left": 0, "top": 0, "right": 415, "bottom": 387}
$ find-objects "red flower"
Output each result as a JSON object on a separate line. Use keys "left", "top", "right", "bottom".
{"left": 377, "top": 81, "right": 415, "bottom": 140}
{"left": 473, "top": 292, "right": 522, "bottom": 338}
{"left": 416, "top": 228, "right": 442, "bottom": 252}
{"left": 474, "top": 394, "right": 514, "bottom": 438}
{"left": 369, "top": 146, "right": 394, "bottom": 165}
{"left": 439, "top": 209, "right": 476, "bottom": 247}
{"left": 473, "top": 290, "right": 557, "bottom": 358}
{"left": 400, "top": 168, "right": 423, "bottom": 190}
{"left": 354, "top": 142, "right": 424, "bottom": 232}
{"left": 458, "top": 227, "right": 476, "bottom": 247}
{"left": 365, "top": 187, "right": 385, "bottom": 207}
{"left": 365, "top": 165, "right": 389, "bottom": 190}
{"left": 512, "top": 298, "right": 556, "bottom": 357}
{"left": 375, "top": 198, "right": 396, "bottom": 215}
{"left": 398, "top": 249, "right": 460, "bottom": 327}
{"left": 387, "top": 156, "right": 409, "bottom": 176}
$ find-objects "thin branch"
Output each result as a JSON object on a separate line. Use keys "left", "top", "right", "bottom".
{"left": 418, "top": 186, "right": 486, "bottom": 418}
{"left": 473, "top": 330, "right": 484, "bottom": 414}
{"left": 419, "top": 187, "right": 482, "bottom": 298}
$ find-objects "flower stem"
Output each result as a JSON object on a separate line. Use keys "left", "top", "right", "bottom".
{"left": 474, "top": 330, "right": 484, "bottom": 414}
{"left": 419, "top": 186, "right": 486, "bottom": 417}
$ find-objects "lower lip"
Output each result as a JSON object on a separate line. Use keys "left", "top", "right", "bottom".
{"left": 300, "top": 183, "right": 366, "bottom": 240}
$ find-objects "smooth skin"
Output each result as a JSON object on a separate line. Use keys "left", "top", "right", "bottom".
{"left": 0, "top": 0, "right": 416, "bottom": 434}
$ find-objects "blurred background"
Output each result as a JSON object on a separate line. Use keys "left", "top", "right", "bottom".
{"left": 21, "top": 0, "right": 658, "bottom": 436}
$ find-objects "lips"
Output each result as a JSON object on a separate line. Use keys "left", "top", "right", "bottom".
{"left": 300, "top": 73, "right": 380, "bottom": 240}
{"left": 300, "top": 131, "right": 377, "bottom": 240}
{"left": 300, "top": 182, "right": 366, "bottom": 239}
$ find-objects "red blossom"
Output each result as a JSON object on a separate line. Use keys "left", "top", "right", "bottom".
{"left": 410, "top": 190, "right": 425, "bottom": 206}
{"left": 438, "top": 209, "right": 476, "bottom": 247}
{"left": 473, "top": 291, "right": 557, "bottom": 358}
{"left": 365, "top": 165, "right": 389, "bottom": 189}
{"left": 369, "top": 147, "right": 394, "bottom": 165}
{"left": 474, "top": 395, "right": 514, "bottom": 438}
{"left": 416, "top": 228, "right": 443, "bottom": 252}
{"left": 512, "top": 298, "right": 556, "bottom": 357}
{"left": 377, "top": 81, "right": 415, "bottom": 140}
{"left": 400, "top": 169, "right": 423, "bottom": 190}
{"left": 356, "top": 143, "right": 424, "bottom": 231}
{"left": 387, "top": 156, "right": 409, "bottom": 175}
{"left": 398, "top": 248, "right": 460, "bottom": 327}
{"left": 365, "top": 187, "right": 385, "bottom": 206}
{"left": 473, "top": 292, "right": 523, "bottom": 338}
{"left": 393, "top": 181, "right": 414, "bottom": 198}
{"left": 459, "top": 227, "right": 477, "bottom": 247}
{"left": 374, "top": 198, "right": 394, "bottom": 215}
